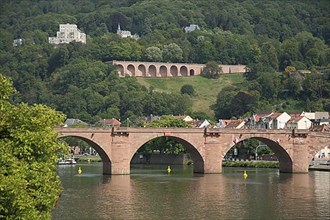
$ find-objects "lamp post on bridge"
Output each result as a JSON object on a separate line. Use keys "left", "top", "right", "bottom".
{"left": 255, "top": 141, "right": 267, "bottom": 160}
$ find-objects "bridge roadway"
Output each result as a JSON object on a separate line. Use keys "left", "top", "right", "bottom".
{"left": 56, "top": 127, "right": 329, "bottom": 175}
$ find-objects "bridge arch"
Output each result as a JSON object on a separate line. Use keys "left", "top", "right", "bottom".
{"left": 148, "top": 65, "right": 156, "bottom": 77}
{"left": 159, "top": 65, "right": 167, "bottom": 77}
{"left": 129, "top": 135, "right": 204, "bottom": 173}
{"left": 170, "top": 66, "right": 178, "bottom": 77}
{"left": 138, "top": 64, "right": 146, "bottom": 77}
{"left": 223, "top": 137, "right": 293, "bottom": 173}
{"left": 58, "top": 135, "right": 112, "bottom": 175}
{"left": 117, "top": 64, "right": 124, "bottom": 76}
{"left": 190, "top": 69, "right": 195, "bottom": 76}
{"left": 180, "top": 66, "right": 188, "bottom": 76}
{"left": 127, "top": 64, "right": 135, "bottom": 76}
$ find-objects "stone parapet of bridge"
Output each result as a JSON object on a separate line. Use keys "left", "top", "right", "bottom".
{"left": 110, "top": 60, "right": 246, "bottom": 77}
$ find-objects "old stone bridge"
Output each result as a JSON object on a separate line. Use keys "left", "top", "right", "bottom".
{"left": 110, "top": 60, "right": 246, "bottom": 77}
{"left": 56, "top": 127, "right": 329, "bottom": 175}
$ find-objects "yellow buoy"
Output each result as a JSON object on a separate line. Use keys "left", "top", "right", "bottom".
{"left": 243, "top": 170, "right": 248, "bottom": 179}
{"left": 167, "top": 166, "right": 171, "bottom": 174}
{"left": 78, "top": 167, "right": 82, "bottom": 174}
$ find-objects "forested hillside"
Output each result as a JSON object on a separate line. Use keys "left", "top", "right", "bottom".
{"left": 0, "top": 0, "right": 329, "bottom": 123}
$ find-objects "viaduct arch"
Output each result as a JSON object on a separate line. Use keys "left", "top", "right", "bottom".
{"left": 56, "top": 127, "right": 329, "bottom": 175}
{"left": 110, "top": 60, "right": 246, "bottom": 77}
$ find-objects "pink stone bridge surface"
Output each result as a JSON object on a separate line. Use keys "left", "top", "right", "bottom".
{"left": 56, "top": 127, "right": 329, "bottom": 175}
{"left": 110, "top": 60, "right": 246, "bottom": 77}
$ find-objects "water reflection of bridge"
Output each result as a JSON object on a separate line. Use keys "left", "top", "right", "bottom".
{"left": 56, "top": 127, "right": 329, "bottom": 175}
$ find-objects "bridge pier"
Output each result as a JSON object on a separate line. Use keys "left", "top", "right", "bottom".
{"left": 111, "top": 141, "right": 131, "bottom": 175}
{"left": 111, "top": 163, "right": 130, "bottom": 175}
{"left": 204, "top": 141, "right": 222, "bottom": 174}
{"left": 291, "top": 142, "right": 309, "bottom": 173}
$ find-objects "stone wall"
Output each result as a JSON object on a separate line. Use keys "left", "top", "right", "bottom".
{"left": 111, "top": 60, "right": 246, "bottom": 77}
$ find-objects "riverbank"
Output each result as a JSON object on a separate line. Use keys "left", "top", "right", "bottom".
{"left": 222, "top": 160, "right": 279, "bottom": 168}
{"left": 75, "top": 156, "right": 102, "bottom": 163}
{"left": 309, "top": 165, "right": 330, "bottom": 172}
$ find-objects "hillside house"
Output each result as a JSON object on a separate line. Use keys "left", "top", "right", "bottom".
{"left": 271, "top": 112, "right": 291, "bottom": 129}
{"left": 285, "top": 116, "right": 312, "bottom": 129}
{"left": 64, "top": 118, "right": 87, "bottom": 127}
{"left": 49, "top": 24, "right": 86, "bottom": 44}
{"left": 198, "top": 119, "right": 211, "bottom": 128}
{"left": 184, "top": 24, "right": 200, "bottom": 33}
{"left": 224, "top": 119, "right": 245, "bottom": 129}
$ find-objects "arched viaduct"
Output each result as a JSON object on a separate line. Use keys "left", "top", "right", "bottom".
{"left": 56, "top": 127, "right": 329, "bottom": 175}
{"left": 110, "top": 60, "right": 246, "bottom": 77}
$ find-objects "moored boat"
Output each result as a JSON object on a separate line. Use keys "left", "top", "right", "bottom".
{"left": 58, "top": 158, "right": 77, "bottom": 165}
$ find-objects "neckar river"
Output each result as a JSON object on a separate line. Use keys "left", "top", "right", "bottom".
{"left": 52, "top": 163, "right": 330, "bottom": 220}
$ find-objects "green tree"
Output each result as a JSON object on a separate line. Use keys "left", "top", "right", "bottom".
{"left": 256, "top": 72, "right": 280, "bottom": 100}
{"left": 287, "top": 75, "right": 302, "bottom": 97}
{"left": 230, "top": 92, "right": 256, "bottom": 118}
{"left": 302, "top": 72, "right": 326, "bottom": 99}
{"left": 149, "top": 115, "right": 191, "bottom": 128}
{"left": 144, "top": 46, "right": 163, "bottom": 62}
{"left": 212, "top": 86, "right": 237, "bottom": 119}
{"left": 162, "top": 43, "right": 183, "bottom": 62}
{"left": 202, "top": 61, "right": 223, "bottom": 79}
{"left": 180, "top": 84, "right": 195, "bottom": 96}
{"left": 0, "top": 74, "right": 67, "bottom": 219}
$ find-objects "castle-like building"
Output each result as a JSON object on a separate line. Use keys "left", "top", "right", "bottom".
{"left": 49, "top": 24, "right": 86, "bottom": 45}
{"left": 116, "top": 24, "right": 139, "bottom": 40}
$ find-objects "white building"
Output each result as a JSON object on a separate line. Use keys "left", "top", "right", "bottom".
{"left": 117, "top": 24, "right": 139, "bottom": 40}
{"left": 285, "top": 116, "right": 312, "bottom": 129}
{"left": 49, "top": 24, "right": 86, "bottom": 45}
{"left": 13, "top": 38, "right": 23, "bottom": 47}
{"left": 199, "top": 119, "right": 211, "bottom": 128}
{"left": 315, "top": 112, "right": 329, "bottom": 120}
{"left": 300, "top": 111, "right": 315, "bottom": 120}
{"left": 184, "top": 24, "right": 200, "bottom": 33}
{"left": 174, "top": 115, "right": 194, "bottom": 122}
{"left": 272, "top": 112, "right": 291, "bottom": 129}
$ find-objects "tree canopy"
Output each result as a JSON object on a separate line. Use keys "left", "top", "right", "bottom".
{"left": 0, "top": 0, "right": 329, "bottom": 121}
{"left": 0, "top": 74, "right": 68, "bottom": 219}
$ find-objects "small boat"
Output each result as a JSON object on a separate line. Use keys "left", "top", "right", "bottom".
{"left": 58, "top": 158, "right": 77, "bottom": 165}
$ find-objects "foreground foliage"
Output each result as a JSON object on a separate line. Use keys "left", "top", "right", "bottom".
{"left": 0, "top": 74, "right": 67, "bottom": 219}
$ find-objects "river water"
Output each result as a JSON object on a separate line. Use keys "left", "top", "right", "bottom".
{"left": 52, "top": 163, "right": 330, "bottom": 220}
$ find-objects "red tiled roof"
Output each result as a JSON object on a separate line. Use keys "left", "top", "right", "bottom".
{"left": 99, "top": 118, "right": 121, "bottom": 126}
{"left": 254, "top": 113, "right": 273, "bottom": 121}
{"left": 225, "top": 120, "right": 243, "bottom": 128}
{"left": 270, "top": 113, "right": 282, "bottom": 119}
{"left": 287, "top": 116, "right": 304, "bottom": 124}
